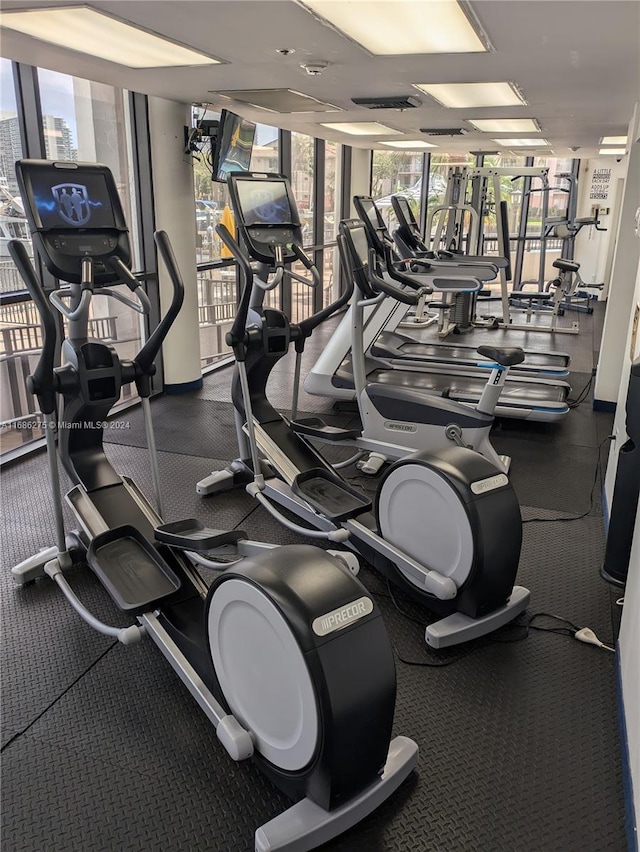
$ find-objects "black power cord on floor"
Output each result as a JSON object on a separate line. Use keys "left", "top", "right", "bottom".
{"left": 523, "top": 434, "right": 614, "bottom": 524}
{"left": 371, "top": 579, "right": 616, "bottom": 666}
{"left": 567, "top": 371, "right": 595, "bottom": 409}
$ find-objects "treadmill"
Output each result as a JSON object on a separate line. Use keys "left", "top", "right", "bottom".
{"left": 388, "top": 194, "right": 571, "bottom": 374}
{"left": 304, "top": 205, "right": 571, "bottom": 422}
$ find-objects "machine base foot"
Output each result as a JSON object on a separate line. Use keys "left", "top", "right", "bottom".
{"left": 425, "top": 585, "right": 531, "bottom": 648}
{"left": 254, "top": 735, "right": 418, "bottom": 852}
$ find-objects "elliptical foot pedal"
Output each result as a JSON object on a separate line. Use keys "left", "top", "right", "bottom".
{"left": 291, "top": 416, "right": 361, "bottom": 442}
{"left": 155, "top": 519, "right": 247, "bottom": 551}
{"left": 292, "top": 468, "right": 371, "bottom": 522}
{"left": 87, "top": 525, "right": 180, "bottom": 611}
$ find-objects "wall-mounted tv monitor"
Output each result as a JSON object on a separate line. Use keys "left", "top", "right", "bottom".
{"left": 235, "top": 179, "right": 294, "bottom": 227}
{"left": 212, "top": 110, "right": 257, "bottom": 183}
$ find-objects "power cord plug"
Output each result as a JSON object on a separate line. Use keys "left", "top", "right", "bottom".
{"left": 574, "top": 627, "right": 615, "bottom": 652}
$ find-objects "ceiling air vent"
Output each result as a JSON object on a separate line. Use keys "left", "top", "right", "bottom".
{"left": 352, "top": 96, "right": 421, "bottom": 110}
{"left": 420, "top": 127, "right": 470, "bottom": 136}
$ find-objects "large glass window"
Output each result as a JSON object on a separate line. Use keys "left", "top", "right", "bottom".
{"left": 0, "top": 58, "right": 33, "bottom": 295}
{"left": 192, "top": 117, "right": 280, "bottom": 367}
{"left": 323, "top": 141, "right": 340, "bottom": 306}
{"left": 1, "top": 69, "right": 139, "bottom": 457}
{"left": 38, "top": 69, "right": 141, "bottom": 374}
{"left": 371, "top": 150, "right": 424, "bottom": 233}
{"left": 290, "top": 132, "right": 315, "bottom": 322}
{"left": 0, "top": 60, "right": 37, "bottom": 453}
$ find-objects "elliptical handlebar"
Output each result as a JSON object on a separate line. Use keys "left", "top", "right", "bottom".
{"left": 132, "top": 230, "right": 185, "bottom": 384}
{"left": 49, "top": 288, "right": 92, "bottom": 321}
{"left": 216, "top": 223, "right": 255, "bottom": 351}
{"left": 8, "top": 239, "right": 58, "bottom": 415}
{"left": 287, "top": 243, "right": 320, "bottom": 288}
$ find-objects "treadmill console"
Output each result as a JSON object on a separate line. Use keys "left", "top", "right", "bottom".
{"left": 353, "top": 196, "right": 390, "bottom": 257}
{"left": 228, "top": 173, "right": 303, "bottom": 265}
{"left": 15, "top": 159, "right": 130, "bottom": 285}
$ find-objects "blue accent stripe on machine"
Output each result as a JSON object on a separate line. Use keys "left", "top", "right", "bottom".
{"left": 617, "top": 653, "right": 639, "bottom": 852}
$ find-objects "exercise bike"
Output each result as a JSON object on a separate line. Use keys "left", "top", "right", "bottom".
{"left": 197, "top": 171, "right": 531, "bottom": 649}
{"left": 9, "top": 159, "right": 418, "bottom": 852}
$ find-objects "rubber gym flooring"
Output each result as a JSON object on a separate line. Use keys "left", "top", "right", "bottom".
{"left": 1, "top": 304, "right": 627, "bottom": 851}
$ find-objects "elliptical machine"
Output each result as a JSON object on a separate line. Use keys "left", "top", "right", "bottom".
{"left": 10, "top": 159, "right": 418, "bottom": 852}
{"left": 197, "top": 171, "right": 531, "bottom": 648}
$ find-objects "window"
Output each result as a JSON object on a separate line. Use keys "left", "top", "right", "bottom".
{"left": 371, "top": 149, "right": 425, "bottom": 233}
{"left": 0, "top": 59, "right": 39, "bottom": 454}
{"left": 323, "top": 141, "right": 340, "bottom": 306}
{"left": 38, "top": 69, "right": 142, "bottom": 377}
{"left": 0, "top": 58, "right": 32, "bottom": 296}
{"left": 290, "top": 133, "right": 315, "bottom": 322}
{"left": 192, "top": 116, "right": 280, "bottom": 368}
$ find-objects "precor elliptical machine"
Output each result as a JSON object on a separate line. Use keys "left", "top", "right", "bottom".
{"left": 10, "top": 159, "right": 418, "bottom": 852}
{"left": 197, "top": 171, "right": 531, "bottom": 648}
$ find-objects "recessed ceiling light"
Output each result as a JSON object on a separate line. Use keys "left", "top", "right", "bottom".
{"left": 381, "top": 140, "right": 438, "bottom": 149}
{"left": 600, "top": 136, "right": 628, "bottom": 145}
{"left": 0, "top": 6, "right": 221, "bottom": 67}
{"left": 320, "top": 122, "right": 401, "bottom": 136}
{"left": 599, "top": 148, "right": 626, "bottom": 156}
{"left": 299, "top": 0, "right": 488, "bottom": 55}
{"left": 414, "top": 82, "right": 526, "bottom": 109}
{"left": 468, "top": 118, "right": 539, "bottom": 133}
{"left": 213, "top": 89, "right": 339, "bottom": 113}
{"left": 493, "top": 138, "right": 549, "bottom": 147}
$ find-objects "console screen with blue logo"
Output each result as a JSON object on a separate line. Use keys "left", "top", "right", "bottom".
{"left": 235, "top": 180, "right": 294, "bottom": 227}
{"left": 29, "top": 170, "right": 117, "bottom": 230}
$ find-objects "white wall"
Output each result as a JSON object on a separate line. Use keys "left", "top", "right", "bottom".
{"left": 574, "top": 158, "right": 628, "bottom": 290}
{"left": 147, "top": 97, "right": 202, "bottom": 388}
{"left": 594, "top": 103, "right": 640, "bottom": 405}
{"left": 619, "top": 499, "right": 640, "bottom": 832}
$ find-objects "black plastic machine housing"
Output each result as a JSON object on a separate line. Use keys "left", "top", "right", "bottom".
{"left": 227, "top": 171, "right": 304, "bottom": 265}
{"left": 602, "top": 356, "right": 640, "bottom": 586}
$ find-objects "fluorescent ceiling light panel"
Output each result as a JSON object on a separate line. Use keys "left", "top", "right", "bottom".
{"left": 599, "top": 148, "right": 626, "bottom": 155}
{"left": 300, "top": 0, "right": 487, "bottom": 55}
{"left": 600, "top": 136, "right": 627, "bottom": 145}
{"left": 0, "top": 6, "right": 221, "bottom": 68}
{"left": 414, "top": 82, "right": 526, "bottom": 109}
{"left": 468, "top": 118, "right": 539, "bottom": 133}
{"left": 321, "top": 122, "right": 401, "bottom": 136}
{"left": 493, "top": 138, "right": 549, "bottom": 146}
{"left": 381, "top": 140, "right": 438, "bottom": 149}
{"left": 213, "top": 89, "right": 338, "bottom": 113}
